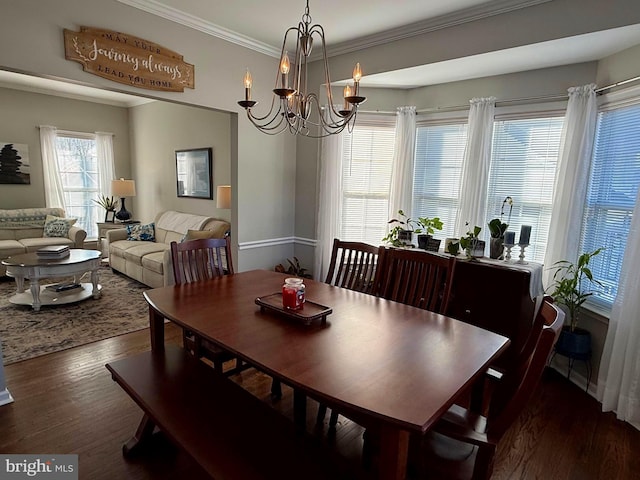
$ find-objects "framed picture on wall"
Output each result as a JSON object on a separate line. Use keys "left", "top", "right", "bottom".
{"left": 175, "top": 147, "right": 213, "bottom": 199}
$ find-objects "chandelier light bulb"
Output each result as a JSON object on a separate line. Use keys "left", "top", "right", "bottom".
{"left": 280, "top": 51, "right": 290, "bottom": 75}
{"left": 343, "top": 85, "right": 352, "bottom": 109}
{"left": 352, "top": 63, "right": 362, "bottom": 83}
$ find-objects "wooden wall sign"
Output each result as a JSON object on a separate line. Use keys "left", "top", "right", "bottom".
{"left": 63, "top": 27, "right": 195, "bottom": 92}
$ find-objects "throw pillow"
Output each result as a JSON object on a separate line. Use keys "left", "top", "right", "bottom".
{"left": 127, "top": 222, "right": 155, "bottom": 241}
{"left": 182, "top": 229, "right": 219, "bottom": 242}
{"left": 43, "top": 215, "right": 77, "bottom": 238}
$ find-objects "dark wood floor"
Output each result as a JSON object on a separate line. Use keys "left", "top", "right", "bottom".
{"left": 1, "top": 323, "right": 639, "bottom": 480}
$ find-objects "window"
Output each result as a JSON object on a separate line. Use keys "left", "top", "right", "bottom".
{"left": 55, "top": 134, "right": 100, "bottom": 238}
{"left": 580, "top": 102, "right": 640, "bottom": 306}
{"left": 487, "top": 116, "right": 564, "bottom": 263}
{"left": 412, "top": 122, "right": 467, "bottom": 239}
{"left": 340, "top": 117, "right": 395, "bottom": 246}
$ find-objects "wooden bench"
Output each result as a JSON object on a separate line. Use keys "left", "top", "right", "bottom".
{"left": 106, "top": 345, "right": 357, "bottom": 480}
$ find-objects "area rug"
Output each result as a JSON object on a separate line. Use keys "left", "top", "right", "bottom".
{"left": 0, "top": 265, "right": 151, "bottom": 365}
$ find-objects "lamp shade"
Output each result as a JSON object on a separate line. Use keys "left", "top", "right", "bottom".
{"left": 111, "top": 178, "right": 136, "bottom": 198}
{"left": 216, "top": 185, "right": 231, "bottom": 209}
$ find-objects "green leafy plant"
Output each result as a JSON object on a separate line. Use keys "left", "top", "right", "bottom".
{"left": 488, "top": 218, "right": 508, "bottom": 238}
{"left": 382, "top": 209, "right": 420, "bottom": 247}
{"left": 417, "top": 216, "right": 444, "bottom": 236}
{"left": 93, "top": 194, "right": 118, "bottom": 211}
{"left": 459, "top": 224, "right": 482, "bottom": 258}
{"left": 275, "top": 257, "right": 312, "bottom": 278}
{"left": 549, "top": 248, "right": 603, "bottom": 332}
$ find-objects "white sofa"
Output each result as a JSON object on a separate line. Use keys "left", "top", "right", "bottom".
{"left": 0, "top": 208, "right": 87, "bottom": 276}
{"left": 107, "top": 210, "right": 230, "bottom": 288}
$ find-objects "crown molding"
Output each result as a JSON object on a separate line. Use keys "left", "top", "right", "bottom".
{"left": 322, "top": 0, "right": 552, "bottom": 59}
{"left": 116, "top": 0, "right": 281, "bottom": 57}
{"left": 117, "top": 0, "right": 550, "bottom": 61}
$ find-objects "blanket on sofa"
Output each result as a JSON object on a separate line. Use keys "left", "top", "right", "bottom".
{"left": 156, "top": 210, "right": 211, "bottom": 234}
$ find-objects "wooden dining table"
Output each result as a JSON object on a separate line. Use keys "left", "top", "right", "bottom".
{"left": 144, "top": 269, "right": 509, "bottom": 480}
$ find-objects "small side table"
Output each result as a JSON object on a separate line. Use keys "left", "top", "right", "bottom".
{"left": 96, "top": 221, "right": 140, "bottom": 258}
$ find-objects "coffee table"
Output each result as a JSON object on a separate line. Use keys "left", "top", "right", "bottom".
{"left": 2, "top": 249, "right": 102, "bottom": 311}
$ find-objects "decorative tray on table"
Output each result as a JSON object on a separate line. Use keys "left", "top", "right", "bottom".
{"left": 255, "top": 293, "right": 332, "bottom": 326}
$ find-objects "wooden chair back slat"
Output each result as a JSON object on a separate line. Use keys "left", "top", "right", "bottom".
{"left": 379, "top": 248, "right": 455, "bottom": 314}
{"left": 170, "top": 237, "right": 234, "bottom": 286}
{"left": 324, "top": 239, "right": 385, "bottom": 295}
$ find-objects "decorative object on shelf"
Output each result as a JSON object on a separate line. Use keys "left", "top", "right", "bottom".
{"left": 488, "top": 196, "right": 513, "bottom": 259}
{"left": 503, "top": 230, "right": 516, "bottom": 262}
{"left": 111, "top": 178, "right": 136, "bottom": 221}
{"left": 444, "top": 237, "right": 460, "bottom": 255}
{"left": 459, "top": 224, "right": 483, "bottom": 259}
{"left": 255, "top": 293, "right": 331, "bottom": 326}
{"left": 416, "top": 216, "right": 444, "bottom": 251}
{"left": 383, "top": 210, "right": 419, "bottom": 247}
{"left": 237, "top": 0, "right": 366, "bottom": 137}
{"left": 93, "top": 194, "right": 118, "bottom": 222}
{"left": 548, "top": 248, "right": 603, "bottom": 386}
{"left": 175, "top": 148, "right": 213, "bottom": 199}
{"left": 216, "top": 185, "right": 231, "bottom": 209}
{"left": 518, "top": 225, "right": 532, "bottom": 246}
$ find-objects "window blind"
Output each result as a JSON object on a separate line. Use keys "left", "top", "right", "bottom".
{"left": 412, "top": 123, "right": 468, "bottom": 239}
{"left": 580, "top": 103, "right": 640, "bottom": 305}
{"left": 487, "top": 116, "right": 564, "bottom": 263}
{"left": 341, "top": 116, "right": 396, "bottom": 246}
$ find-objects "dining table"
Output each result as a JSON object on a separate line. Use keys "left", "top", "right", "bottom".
{"left": 143, "top": 269, "right": 509, "bottom": 480}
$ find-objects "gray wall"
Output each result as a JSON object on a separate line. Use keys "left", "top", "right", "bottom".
{"left": 128, "top": 101, "right": 232, "bottom": 224}
{"left": 0, "top": 87, "right": 130, "bottom": 209}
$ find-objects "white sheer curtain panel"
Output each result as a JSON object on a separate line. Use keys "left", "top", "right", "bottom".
{"left": 597, "top": 186, "right": 640, "bottom": 431}
{"left": 39, "top": 125, "right": 65, "bottom": 208}
{"left": 542, "top": 84, "right": 597, "bottom": 288}
{"left": 314, "top": 108, "right": 344, "bottom": 281}
{"left": 388, "top": 106, "right": 416, "bottom": 219}
{"left": 455, "top": 97, "right": 496, "bottom": 236}
{"left": 95, "top": 132, "right": 116, "bottom": 195}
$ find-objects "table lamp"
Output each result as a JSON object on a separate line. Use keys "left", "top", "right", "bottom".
{"left": 216, "top": 185, "right": 231, "bottom": 209}
{"left": 111, "top": 178, "right": 136, "bottom": 221}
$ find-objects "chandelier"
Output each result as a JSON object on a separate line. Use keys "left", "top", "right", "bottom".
{"left": 237, "top": 0, "right": 366, "bottom": 138}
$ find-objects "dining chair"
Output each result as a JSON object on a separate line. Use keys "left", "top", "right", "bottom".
{"left": 409, "top": 299, "right": 564, "bottom": 480}
{"left": 324, "top": 238, "right": 386, "bottom": 295}
{"left": 170, "top": 237, "right": 238, "bottom": 374}
{"left": 378, "top": 247, "right": 456, "bottom": 313}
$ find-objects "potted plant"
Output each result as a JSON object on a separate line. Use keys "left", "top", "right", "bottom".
{"left": 459, "top": 224, "right": 484, "bottom": 259}
{"left": 93, "top": 194, "right": 118, "bottom": 212}
{"left": 548, "top": 248, "right": 603, "bottom": 358}
{"left": 416, "top": 216, "right": 444, "bottom": 251}
{"left": 488, "top": 196, "right": 513, "bottom": 259}
{"left": 382, "top": 210, "right": 420, "bottom": 247}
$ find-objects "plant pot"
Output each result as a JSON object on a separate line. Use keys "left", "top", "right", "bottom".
{"left": 444, "top": 238, "right": 459, "bottom": 255}
{"left": 398, "top": 229, "right": 412, "bottom": 246}
{"left": 426, "top": 237, "right": 441, "bottom": 252}
{"left": 417, "top": 234, "right": 429, "bottom": 249}
{"left": 489, "top": 237, "right": 504, "bottom": 259}
{"left": 555, "top": 326, "right": 591, "bottom": 359}
{"left": 471, "top": 240, "right": 485, "bottom": 258}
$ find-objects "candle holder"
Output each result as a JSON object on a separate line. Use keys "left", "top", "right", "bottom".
{"left": 503, "top": 244, "right": 514, "bottom": 263}
{"left": 517, "top": 244, "right": 529, "bottom": 264}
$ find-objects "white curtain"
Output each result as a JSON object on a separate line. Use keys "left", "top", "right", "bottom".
{"left": 597, "top": 186, "right": 640, "bottom": 430}
{"left": 542, "top": 84, "right": 597, "bottom": 288}
{"left": 95, "top": 132, "right": 116, "bottom": 196}
{"left": 455, "top": 97, "right": 496, "bottom": 236}
{"left": 314, "top": 108, "right": 344, "bottom": 281}
{"left": 39, "top": 125, "right": 65, "bottom": 208}
{"left": 388, "top": 106, "right": 416, "bottom": 219}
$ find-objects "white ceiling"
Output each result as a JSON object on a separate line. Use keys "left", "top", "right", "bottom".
{"left": 2, "top": 0, "right": 640, "bottom": 101}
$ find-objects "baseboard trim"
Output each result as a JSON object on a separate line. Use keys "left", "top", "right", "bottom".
{"left": 238, "top": 237, "right": 317, "bottom": 250}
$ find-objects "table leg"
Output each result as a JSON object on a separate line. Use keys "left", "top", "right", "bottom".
{"left": 122, "top": 413, "right": 156, "bottom": 457}
{"left": 149, "top": 306, "right": 165, "bottom": 352}
{"left": 293, "top": 389, "right": 307, "bottom": 435}
{"left": 378, "top": 424, "right": 409, "bottom": 480}
{"left": 90, "top": 268, "right": 101, "bottom": 298}
{"left": 30, "top": 278, "right": 41, "bottom": 311}
{"left": 14, "top": 275, "right": 25, "bottom": 294}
